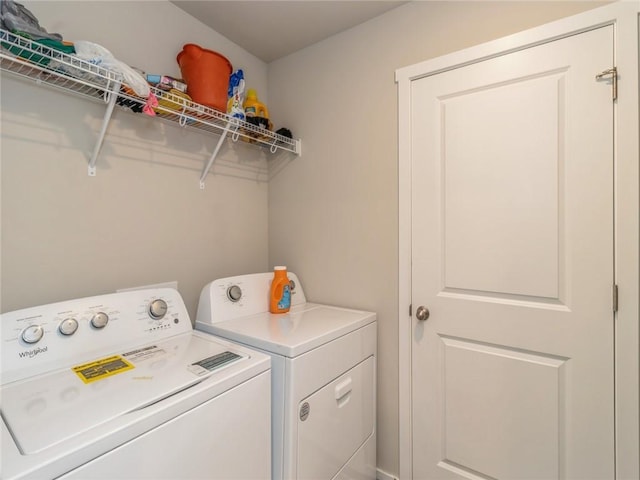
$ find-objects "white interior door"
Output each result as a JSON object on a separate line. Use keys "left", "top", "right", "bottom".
{"left": 411, "top": 25, "right": 614, "bottom": 479}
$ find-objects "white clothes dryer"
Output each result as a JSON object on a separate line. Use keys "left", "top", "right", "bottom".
{"left": 195, "top": 272, "right": 377, "bottom": 480}
{"left": 1, "top": 288, "right": 271, "bottom": 480}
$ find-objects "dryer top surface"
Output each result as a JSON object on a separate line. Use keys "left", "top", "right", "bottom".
{"left": 196, "top": 302, "right": 376, "bottom": 358}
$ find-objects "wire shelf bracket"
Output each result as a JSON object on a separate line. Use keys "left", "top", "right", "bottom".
{"left": 200, "top": 120, "right": 234, "bottom": 189}
{"left": 88, "top": 81, "right": 122, "bottom": 176}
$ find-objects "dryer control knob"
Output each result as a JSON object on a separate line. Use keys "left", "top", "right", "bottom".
{"left": 227, "top": 285, "right": 242, "bottom": 302}
{"left": 149, "top": 299, "right": 168, "bottom": 320}
{"left": 21, "top": 324, "right": 44, "bottom": 344}
{"left": 59, "top": 318, "right": 79, "bottom": 336}
{"left": 90, "top": 312, "right": 109, "bottom": 329}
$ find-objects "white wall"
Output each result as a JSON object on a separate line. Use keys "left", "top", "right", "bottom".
{"left": 1, "top": 1, "right": 270, "bottom": 317}
{"left": 266, "top": 1, "right": 607, "bottom": 475}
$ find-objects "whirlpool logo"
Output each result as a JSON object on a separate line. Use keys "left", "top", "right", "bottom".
{"left": 19, "top": 346, "right": 48, "bottom": 359}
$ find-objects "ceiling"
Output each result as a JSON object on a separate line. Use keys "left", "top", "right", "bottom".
{"left": 171, "top": 1, "right": 408, "bottom": 63}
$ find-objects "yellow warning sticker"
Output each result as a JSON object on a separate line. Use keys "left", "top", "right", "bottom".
{"left": 72, "top": 355, "right": 135, "bottom": 384}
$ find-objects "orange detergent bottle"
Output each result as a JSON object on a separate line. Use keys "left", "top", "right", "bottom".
{"left": 269, "top": 266, "right": 291, "bottom": 314}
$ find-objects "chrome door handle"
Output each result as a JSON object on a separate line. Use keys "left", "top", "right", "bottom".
{"left": 416, "top": 306, "right": 430, "bottom": 321}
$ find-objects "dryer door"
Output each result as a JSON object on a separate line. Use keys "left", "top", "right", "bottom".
{"left": 297, "top": 356, "right": 374, "bottom": 479}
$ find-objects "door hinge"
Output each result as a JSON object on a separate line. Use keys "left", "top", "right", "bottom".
{"left": 596, "top": 67, "right": 618, "bottom": 101}
{"left": 409, "top": 304, "right": 412, "bottom": 317}
{"left": 612, "top": 284, "right": 619, "bottom": 313}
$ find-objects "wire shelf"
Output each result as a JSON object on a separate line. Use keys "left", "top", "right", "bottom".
{"left": 119, "top": 87, "right": 299, "bottom": 154}
{"left": 0, "top": 28, "right": 300, "bottom": 183}
{"left": 0, "top": 29, "right": 121, "bottom": 102}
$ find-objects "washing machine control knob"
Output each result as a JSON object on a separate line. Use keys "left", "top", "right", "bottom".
{"left": 149, "top": 299, "right": 168, "bottom": 320}
{"left": 59, "top": 317, "right": 79, "bottom": 336}
{"left": 21, "top": 324, "right": 44, "bottom": 344}
{"left": 227, "top": 285, "right": 242, "bottom": 302}
{"left": 90, "top": 312, "right": 109, "bottom": 329}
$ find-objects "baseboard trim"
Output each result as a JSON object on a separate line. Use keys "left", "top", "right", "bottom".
{"left": 376, "top": 467, "right": 399, "bottom": 480}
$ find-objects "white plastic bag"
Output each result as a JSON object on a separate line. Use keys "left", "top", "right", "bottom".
{"left": 73, "top": 40, "right": 149, "bottom": 97}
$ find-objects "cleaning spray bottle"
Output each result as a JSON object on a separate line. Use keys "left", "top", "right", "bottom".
{"left": 269, "top": 266, "right": 291, "bottom": 314}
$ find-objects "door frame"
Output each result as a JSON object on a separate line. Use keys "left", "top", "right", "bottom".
{"left": 395, "top": 3, "right": 639, "bottom": 478}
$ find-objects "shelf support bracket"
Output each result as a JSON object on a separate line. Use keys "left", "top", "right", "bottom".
{"left": 88, "top": 81, "right": 121, "bottom": 176}
{"left": 199, "top": 120, "right": 234, "bottom": 189}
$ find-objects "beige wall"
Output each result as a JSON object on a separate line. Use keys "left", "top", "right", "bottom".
{"left": 1, "top": 1, "right": 270, "bottom": 317}
{"left": 266, "top": 2, "right": 607, "bottom": 475}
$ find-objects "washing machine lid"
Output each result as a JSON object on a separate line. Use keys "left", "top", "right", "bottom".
{"left": 196, "top": 303, "right": 376, "bottom": 358}
{"left": 1, "top": 332, "right": 252, "bottom": 455}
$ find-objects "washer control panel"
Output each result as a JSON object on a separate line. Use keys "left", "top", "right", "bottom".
{"left": 1, "top": 288, "right": 191, "bottom": 384}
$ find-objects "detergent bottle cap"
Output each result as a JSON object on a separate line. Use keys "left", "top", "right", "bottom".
{"left": 246, "top": 88, "right": 258, "bottom": 100}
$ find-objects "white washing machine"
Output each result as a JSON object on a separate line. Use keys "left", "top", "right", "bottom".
{"left": 195, "top": 272, "right": 377, "bottom": 480}
{"left": 1, "top": 288, "right": 271, "bottom": 480}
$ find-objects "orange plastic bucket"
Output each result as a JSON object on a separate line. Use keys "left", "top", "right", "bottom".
{"left": 177, "top": 44, "right": 232, "bottom": 112}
